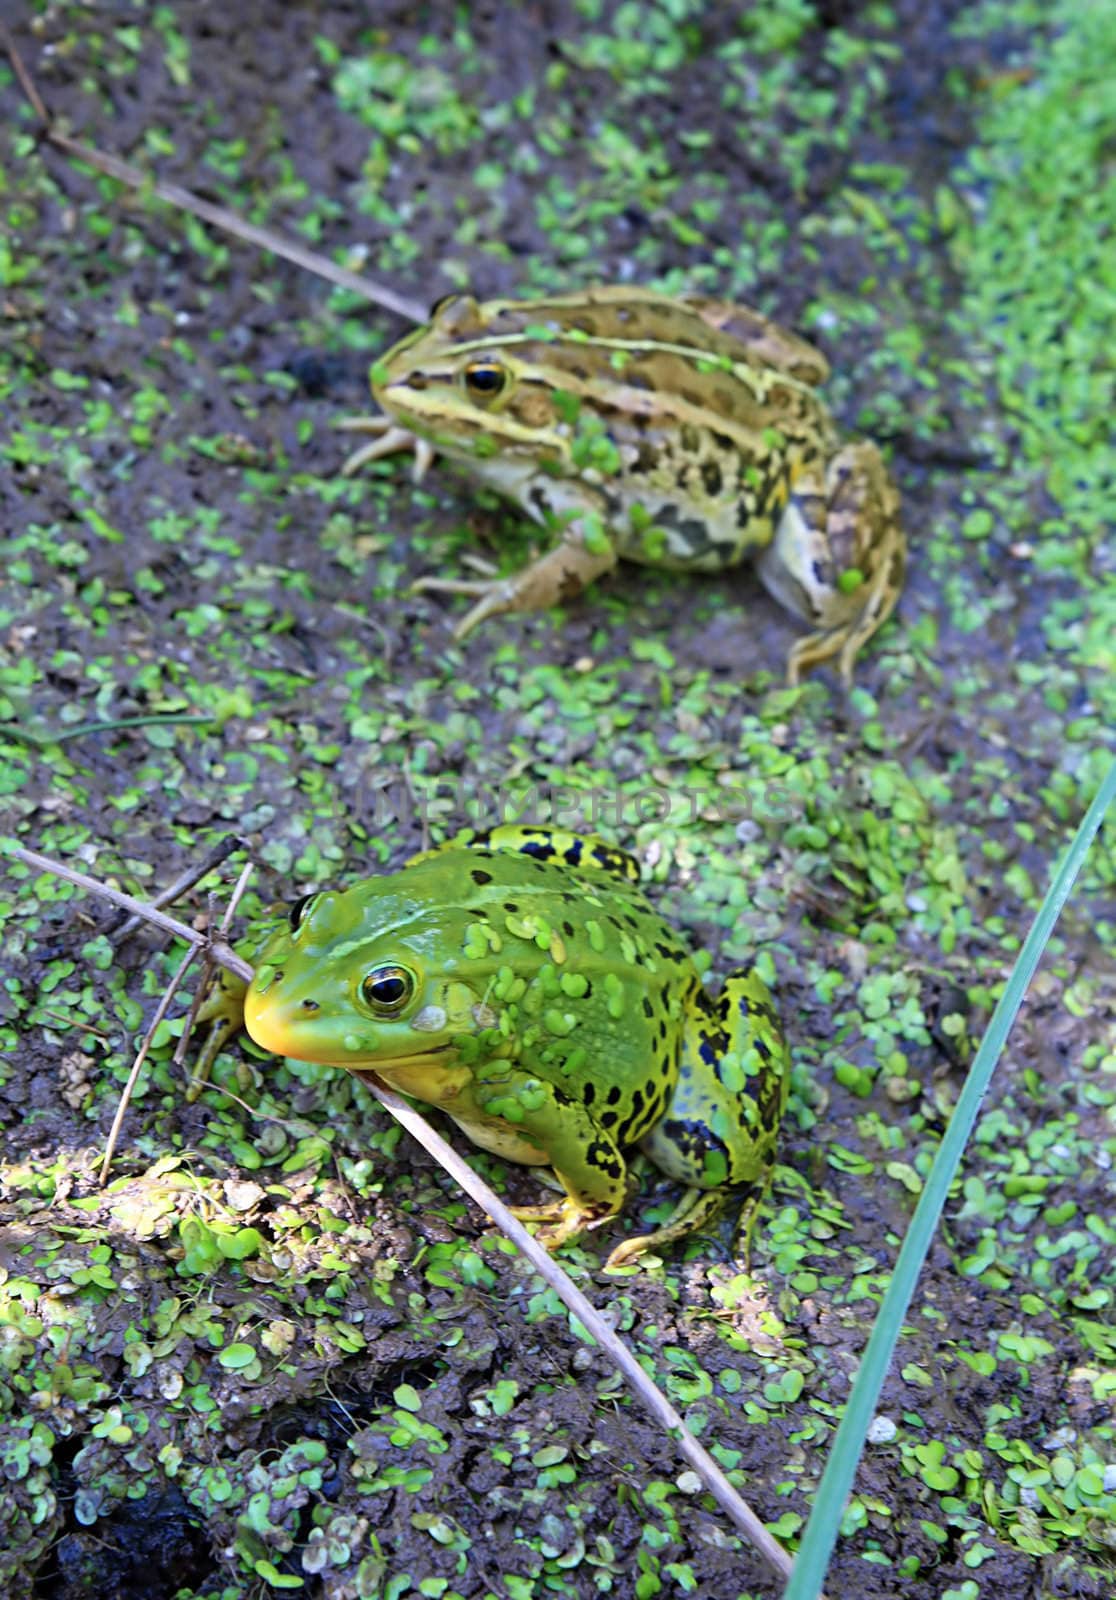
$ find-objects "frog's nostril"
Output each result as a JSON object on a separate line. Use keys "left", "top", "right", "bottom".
{"left": 300, "top": 999, "right": 320, "bottom": 1013}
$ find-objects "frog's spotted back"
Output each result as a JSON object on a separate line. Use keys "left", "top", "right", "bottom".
{"left": 423, "top": 823, "right": 643, "bottom": 885}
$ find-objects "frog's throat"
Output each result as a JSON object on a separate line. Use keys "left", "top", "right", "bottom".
{"left": 344, "top": 1051, "right": 466, "bottom": 1102}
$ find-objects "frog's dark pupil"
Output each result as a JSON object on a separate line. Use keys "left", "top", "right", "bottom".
{"left": 361, "top": 965, "right": 414, "bottom": 1013}
{"left": 464, "top": 362, "right": 505, "bottom": 396}
{"left": 372, "top": 977, "right": 404, "bottom": 1002}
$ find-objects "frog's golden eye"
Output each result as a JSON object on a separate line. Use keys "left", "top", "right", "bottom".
{"left": 463, "top": 361, "right": 507, "bottom": 399}
{"left": 360, "top": 964, "right": 416, "bottom": 1016}
{"left": 287, "top": 894, "right": 320, "bottom": 933}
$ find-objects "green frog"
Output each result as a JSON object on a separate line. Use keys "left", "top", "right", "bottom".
{"left": 202, "top": 827, "right": 788, "bottom": 1269}
{"left": 340, "top": 285, "right": 904, "bottom": 685}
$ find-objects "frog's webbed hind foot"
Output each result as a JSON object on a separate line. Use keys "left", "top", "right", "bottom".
{"left": 604, "top": 1179, "right": 775, "bottom": 1271}
{"left": 511, "top": 1187, "right": 731, "bottom": 1267}
{"left": 412, "top": 535, "right": 618, "bottom": 640}
{"left": 783, "top": 531, "right": 905, "bottom": 687}
{"left": 603, "top": 1187, "right": 728, "bottom": 1270}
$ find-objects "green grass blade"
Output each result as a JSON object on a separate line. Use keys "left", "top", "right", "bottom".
{"left": 784, "top": 753, "right": 1116, "bottom": 1600}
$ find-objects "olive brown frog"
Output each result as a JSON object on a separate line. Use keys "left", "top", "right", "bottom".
{"left": 341, "top": 285, "right": 905, "bottom": 685}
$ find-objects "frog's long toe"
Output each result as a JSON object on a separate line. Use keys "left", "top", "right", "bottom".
{"left": 408, "top": 576, "right": 517, "bottom": 639}
{"left": 784, "top": 564, "right": 902, "bottom": 686}
{"left": 454, "top": 585, "right": 522, "bottom": 638}
{"left": 510, "top": 1198, "right": 602, "bottom": 1253}
{"left": 603, "top": 1188, "right": 727, "bottom": 1271}
{"left": 338, "top": 417, "right": 436, "bottom": 483}
{"left": 784, "top": 625, "right": 852, "bottom": 688}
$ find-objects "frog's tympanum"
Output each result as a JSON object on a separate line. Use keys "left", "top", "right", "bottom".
{"left": 213, "top": 828, "right": 789, "bottom": 1269}
{"left": 341, "top": 286, "right": 904, "bottom": 684}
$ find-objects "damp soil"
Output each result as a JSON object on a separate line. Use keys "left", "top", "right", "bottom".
{"left": 1, "top": 4, "right": 1114, "bottom": 1599}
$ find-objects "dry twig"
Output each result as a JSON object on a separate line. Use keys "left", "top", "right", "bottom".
{"left": 111, "top": 834, "right": 246, "bottom": 943}
{"left": 1, "top": 21, "right": 427, "bottom": 325}
{"left": 6, "top": 845, "right": 251, "bottom": 981}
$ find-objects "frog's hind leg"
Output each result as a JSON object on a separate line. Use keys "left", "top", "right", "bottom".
{"left": 756, "top": 442, "right": 904, "bottom": 686}
{"left": 608, "top": 972, "right": 789, "bottom": 1269}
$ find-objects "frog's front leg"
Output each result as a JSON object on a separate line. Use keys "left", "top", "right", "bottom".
{"left": 186, "top": 966, "right": 249, "bottom": 1100}
{"left": 337, "top": 414, "right": 437, "bottom": 483}
{"left": 463, "top": 1066, "right": 631, "bottom": 1251}
{"left": 756, "top": 441, "right": 904, "bottom": 686}
{"left": 411, "top": 525, "right": 618, "bottom": 641}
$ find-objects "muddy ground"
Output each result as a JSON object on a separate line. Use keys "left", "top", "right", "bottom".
{"left": 1, "top": 3, "right": 1114, "bottom": 1598}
